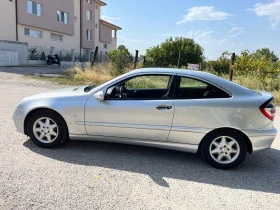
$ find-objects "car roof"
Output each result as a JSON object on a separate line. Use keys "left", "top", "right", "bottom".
{"left": 130, "top": 68, "right": 199, "bottom": 75}
{"left": 129, "top": 68, "right": 255, "bottom": 97}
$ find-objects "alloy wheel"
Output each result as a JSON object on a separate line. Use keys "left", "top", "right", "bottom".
{"left": 209, "top": 136, "right": 240, "bottom": 164}
{"left": 33, "top": 117, "right": 59, "bottom": 143}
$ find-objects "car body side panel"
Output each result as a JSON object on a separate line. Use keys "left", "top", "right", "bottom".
{"left": 14, "top": 94, "right": 88, "bottom": 135}
{"left": 168, "top": 97, "right": 273, "bottom": 144}
{"left": 85, "top": 95, "right": 175, "bottom": 141}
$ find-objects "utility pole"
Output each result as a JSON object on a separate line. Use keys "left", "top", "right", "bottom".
{"left": 177, "top": 50, "right": 181, "bottom": 69}
{"left": 229, "top": 53, "right": 235, "bottom": 81}
{"left": 177, "top": 37, "right": 182, "bottom": 69}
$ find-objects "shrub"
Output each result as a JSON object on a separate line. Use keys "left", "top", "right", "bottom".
{"left": 40, "top": 51, "right": 46, "bottom": 60}
{"left": 67, "top": 63, "right": 114, "bottom": 85}
{"left": 29, "top": 48, "right": 38, "bottom": 60}
{"left": 107, "top": 45, "right": 133, "bottom": 76}
{"left": 64, "top": 53, "right": 71, "bottom": 61}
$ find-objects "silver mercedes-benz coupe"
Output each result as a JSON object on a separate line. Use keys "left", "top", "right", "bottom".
{"left": 13, "top": 68, "right": 277, "bottom": 169}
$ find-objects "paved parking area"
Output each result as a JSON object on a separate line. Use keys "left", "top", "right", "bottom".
{"left": 0, "top": 65, "right": 64, "bottom": 75}
{"left": 0, "top": 67, "right": 280, "bottom": 209}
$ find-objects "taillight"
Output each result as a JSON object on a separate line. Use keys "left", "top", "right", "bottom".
{"left": 260, "top": 101, "right": 276, "bottom": 121}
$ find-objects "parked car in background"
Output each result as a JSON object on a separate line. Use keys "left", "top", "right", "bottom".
{"left": 13, "top": 68, "right": 277, "bottom": 169}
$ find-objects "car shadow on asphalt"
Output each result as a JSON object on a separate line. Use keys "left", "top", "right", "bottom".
{"left": 24, "top": 139, "right": 280, "bottom": 193}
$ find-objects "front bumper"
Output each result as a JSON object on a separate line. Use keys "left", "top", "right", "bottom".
{"left": 12, "top": 109, "right": 25, "bottom": 134}
{"left": 245, "top": 128, "right": 277, "bottom": 152}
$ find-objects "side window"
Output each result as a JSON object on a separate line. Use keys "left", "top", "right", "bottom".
{"left": 126, "top": 75, "right": 170, "bottom": 89}
{"left": 180, "top": 77, "right": 208, "bottom": 88}
{"left": 175, "top": 76, "right": 230, "bottom": 99}
{"left": 105, "top": 75, "right": 171, "bottom": 100}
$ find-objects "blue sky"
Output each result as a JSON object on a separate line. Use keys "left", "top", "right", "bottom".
{"left": 102, "top": 0, "right": 280, "bottom": 60}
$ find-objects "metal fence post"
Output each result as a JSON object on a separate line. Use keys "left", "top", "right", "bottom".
{"left": 134, "top": 50, "right": 139, "bottom": 69}
{"left": 229, "top": 53, "right": 235, "bottom": 81}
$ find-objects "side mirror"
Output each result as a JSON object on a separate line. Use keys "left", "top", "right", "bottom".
{"left": 94, "top": 90, "right": 105, "bottom": 101}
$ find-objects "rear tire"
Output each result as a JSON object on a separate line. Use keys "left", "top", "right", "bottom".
{"left": 200, "top": 130, "right": 247, "bottom": 169}
{"left": 27, "top": 110, "right": 68, "bottom": 148}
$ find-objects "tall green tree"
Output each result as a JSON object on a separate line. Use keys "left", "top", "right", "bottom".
{"left": 145, "top": 37, "right": 204, "bottom": 68}
{"left": 107, "top": 45, "right": 133, "bottom": 75}
{"left": 252, "top": 48, "right": 279, "bottom": 62}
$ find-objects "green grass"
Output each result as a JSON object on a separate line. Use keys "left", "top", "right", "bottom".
{"left": 25, "top": 63, "right": 115, "bottom": 86}
{"left": 25, "top": 74, "right": 89, "bottom": 86}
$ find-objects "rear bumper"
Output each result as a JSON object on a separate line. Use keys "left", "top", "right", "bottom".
{"left": 245, "top": 128, "right": 277, "bottom": 152}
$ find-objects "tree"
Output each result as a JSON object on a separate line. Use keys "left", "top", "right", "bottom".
{"left": 39, "top": 51, "right": 46, "bottom": 60}
{"left": 201, "top": 51, "right": 231, "bottom": 75}
{"left": 145, "top": 37, "right": 204, "bottom": 68}
{"left": 253, "top": 48, "right": 279, "bottom": 62}
{"left": 233, "top": 49, "right": 280, "bottom": 84}
{"left": 107, "top": 45, "right": 133, "bottom": 75}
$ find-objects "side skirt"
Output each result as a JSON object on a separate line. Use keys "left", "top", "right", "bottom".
{"left": 69, "top": 134, "right": 198, "bottom": 153}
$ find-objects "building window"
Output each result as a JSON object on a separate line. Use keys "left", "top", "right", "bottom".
{"left": 96, "top": 5, "right": 98, "bottom": 10}
{"left": 86, "top": 10, "right": 92, "bottom": 21}
{"left": 24, "top": 28, "right": 42, "bottom": 38}
{"left": 87, "top": 0, "right": 92, "bottom": 4}
{"left": 86, "top": 30, "right": 92, "bottom": 41}
{"left": 51, "top": 33, "right": 63, "bottom": 41}
{"left": 103, "top": 44, "right": 107, "bottom": 49}
{"left": 95, "top": 24, "right": 98, "bottom": 29}
{"left": 57, "top": 10, "right": 68, "bottom": 24}
{"left": 27, "top": 0, "right": 42, "bottom": 16}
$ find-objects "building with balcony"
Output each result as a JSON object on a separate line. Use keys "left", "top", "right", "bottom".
{"left": 0, "top": 0, "right": 121, "bottom": 63}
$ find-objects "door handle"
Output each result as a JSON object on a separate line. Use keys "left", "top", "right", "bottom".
{"left": 156, "top": 105, "right": 173, "bottom": 110}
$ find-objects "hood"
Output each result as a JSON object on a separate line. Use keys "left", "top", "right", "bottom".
{"left": 16, "top": 86, "right": 89, "bottom": 111}
{"left": 28, "top": 86, "right": 88, "bottom": 98}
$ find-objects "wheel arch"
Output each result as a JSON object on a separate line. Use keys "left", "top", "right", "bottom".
{"left": 198, "top": 127, "right": 253, "bottom": 154}
{"left": 24, "top": 107, "right": 68, "bottom": 136}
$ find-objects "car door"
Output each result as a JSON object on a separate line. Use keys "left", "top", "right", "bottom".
{"left": 168, "top": 75, "right": 231, "bottom": 145}
{"left": 84, "top": 74, "right": 175, "bottom": 141}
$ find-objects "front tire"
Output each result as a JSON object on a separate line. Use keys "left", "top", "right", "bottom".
{"left": 27, "top": 110, "right": 68, "bottom": 148}
{"left": 200, "top": 130, "right": 247, "bottom": 169}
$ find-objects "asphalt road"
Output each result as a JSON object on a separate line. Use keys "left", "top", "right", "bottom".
{"left": 0, "top": 67, "right": 280, "bottom": 209}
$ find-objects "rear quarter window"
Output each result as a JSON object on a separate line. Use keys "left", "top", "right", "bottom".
{"left": 174, "top": 76, "right": 230, "bottom": 99}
